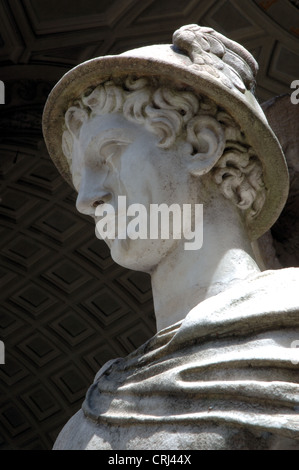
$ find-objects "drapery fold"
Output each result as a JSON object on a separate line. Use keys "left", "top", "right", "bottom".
{"left": 83, "top": 268, "right": 299, "bottom": 443}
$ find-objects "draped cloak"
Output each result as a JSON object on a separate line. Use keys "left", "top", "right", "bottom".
{"left": 54, "top": 268, "right": 299, "bottom": 450}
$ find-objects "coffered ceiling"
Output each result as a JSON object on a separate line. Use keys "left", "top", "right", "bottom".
{"left": 0, "top": 0, "right": 298, "bottom": 450}
{"left": 1, "top": 0, "right": 299, "bottom": 99}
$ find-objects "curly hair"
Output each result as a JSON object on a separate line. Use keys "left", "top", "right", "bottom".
{"left": 62, "top": 76, "right": 266, "bottom": 223}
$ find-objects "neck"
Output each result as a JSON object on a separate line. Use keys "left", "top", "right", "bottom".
{"left": 150, "top": 202, "right": 261, "bottom": 331}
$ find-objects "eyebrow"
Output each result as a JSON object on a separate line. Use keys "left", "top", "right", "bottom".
{"left": 98, "top": 138, "right": 133, "bottom": 157}
{"left": 80, "top": 126, "right": 134, "bottom": 152}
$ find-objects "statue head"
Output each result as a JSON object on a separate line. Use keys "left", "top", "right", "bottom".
{"left": 42, "top": 24, "right": 289, "bottom": 255}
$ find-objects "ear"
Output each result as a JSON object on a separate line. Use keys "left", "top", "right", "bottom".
{"left": 185, "top": 115, "right": 225, "bottom": 176}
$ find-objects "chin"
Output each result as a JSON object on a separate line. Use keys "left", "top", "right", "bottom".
{"left": 110, "top": 238, "right": 160, "bottom": 273}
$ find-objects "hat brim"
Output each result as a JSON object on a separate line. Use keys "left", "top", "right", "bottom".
{"left": 42, "top": 44, "right": 289, "bottom": 241}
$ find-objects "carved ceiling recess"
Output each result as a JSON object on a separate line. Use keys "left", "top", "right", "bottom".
{"left": 0, "top": 0, "right": 298, "bottom": 450}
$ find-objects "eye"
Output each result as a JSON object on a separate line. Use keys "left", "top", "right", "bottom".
{"left": 99, "top": 140, "right": 130, "bottom": 161}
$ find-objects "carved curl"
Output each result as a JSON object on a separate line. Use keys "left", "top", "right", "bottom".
{"left": 62, "top": 76, "right": 266, "bottom": 223}
{"left": 212, "top": 146, "right": 265, "bottom": 220}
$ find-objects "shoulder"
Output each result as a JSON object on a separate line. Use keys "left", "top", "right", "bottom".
{"left": 53, "top": 409, "right": 113, "bottom": 450}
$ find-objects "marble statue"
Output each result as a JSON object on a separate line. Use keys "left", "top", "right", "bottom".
{"left": 42, "top": 24, "right": 299, "bottom": 450}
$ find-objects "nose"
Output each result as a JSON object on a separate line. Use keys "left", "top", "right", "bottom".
{"left": 76, "top": 190, "right": 112, "bottom": 215}
{"left": 76, "top": 186, "right": 112, "bottom": 215}
{"left": 75, "top": 171, "right": 111, "bottom": 215}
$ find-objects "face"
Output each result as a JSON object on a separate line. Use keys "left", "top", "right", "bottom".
{"left": 71, "top": 113, "right": 195, "bottom": 272}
